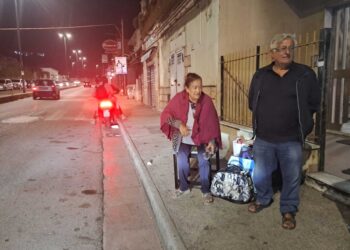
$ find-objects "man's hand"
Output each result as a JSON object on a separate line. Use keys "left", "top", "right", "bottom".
{"left": 179, "top": 123, "right": 190, "bottom": 136}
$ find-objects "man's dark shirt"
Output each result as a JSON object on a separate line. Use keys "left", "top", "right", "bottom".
{"left": 256, "top": 64, "right": 300, "bottom": 142}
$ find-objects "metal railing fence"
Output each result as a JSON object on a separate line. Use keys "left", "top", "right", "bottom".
{"left": 221, "top": 31, "right": 320, "bottom": 135}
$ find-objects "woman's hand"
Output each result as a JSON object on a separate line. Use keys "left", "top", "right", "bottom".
{"left": 179, "top": 123, "right": 190, "bottom": 136}
{"left": 205, "top": 141, "right": 216, "bottom": 154}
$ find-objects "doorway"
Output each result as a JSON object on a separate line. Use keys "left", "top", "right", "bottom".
{"left": 147, "top": 65, "right": 156, "bottom": 108}
{"left": 170, "top": 49, "right": 185, "bottom": 98}
{"left": 325, "top": 5, "right": 350, "bottom": 180}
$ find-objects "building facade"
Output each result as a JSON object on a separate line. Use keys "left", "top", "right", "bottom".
{"left": 131, "top": 0, "right": 350, "bottom": 183}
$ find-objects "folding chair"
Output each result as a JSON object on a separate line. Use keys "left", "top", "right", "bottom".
{"left": 173, "top": 147, "right": 220, "bottom": 189}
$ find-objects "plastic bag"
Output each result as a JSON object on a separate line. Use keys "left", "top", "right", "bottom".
{"left": 232, "top": 136, "right": 245, "bottom": 156}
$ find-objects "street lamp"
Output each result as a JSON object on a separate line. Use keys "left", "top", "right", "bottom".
{"left": 72, "top": 49, "right": 82, "bottom": 61}
{"left": 79, "top": 56, "right": 87, "bottom": 67}
{"left": 114, "top": 19, "right": 126, "bottom": 95}
{"left": 14, "top": 0, "right": 25, "bottom": 93}
{"left": 78, "top": 57, "right": 87, "bottom": 77}
{"left": 95, "top": 64, "right": 100, "bottom": 77}
{"left": 58, "top": 32, "right": 72, "bottom": 77}
{"left": 72, "top": 49, "right": 82, "bottom": 77}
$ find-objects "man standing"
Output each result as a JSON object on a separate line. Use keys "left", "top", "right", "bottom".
{"left": 247, "top": 33, "right": 321, "bottom": 230}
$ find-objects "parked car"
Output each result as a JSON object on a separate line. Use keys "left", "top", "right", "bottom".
{"left": 0, "top": 80, "right": 7, "bottom": 91}
{"left": 32, "top": 79, "right": 60, "bottom": 100}
{"left": 83, "top": 81, "right": 92, "bottom": 87}
{"left": 0, "top": 79, "right": 13, "bottom": 90}
{"left": 72, "top": 80, "right": 81, "bottom": 87}
{"left": 12, "top": 79, "right": 27, "bottom": 89}
{"left": 55, "top": 81, "right": 65, "bottom": 89}
{"left": 25, "top": 79, "right": 35, "bottom": 89}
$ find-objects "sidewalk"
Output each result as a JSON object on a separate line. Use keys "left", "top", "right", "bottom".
{"left": 102, "top": 125, "right": 163, "bottom": 250}
{"left": 0, "top": 91, "right": 32, "bottom": 104}
{"left": 117, "top": 95, "right": 350, "bottom": 250}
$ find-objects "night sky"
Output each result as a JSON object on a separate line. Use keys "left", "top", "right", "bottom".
{"left": 0, "top": 0, "right": 140, "bottom": 76}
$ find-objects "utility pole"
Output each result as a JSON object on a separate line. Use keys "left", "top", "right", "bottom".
{"left": 121, "top": 18, "right": 126, "bottom": 95}
{"left": 58, "top": 33, "right": 72, "bottom": 79}
{"left": 113, "top": 19, "right": 125, "bottom": 93}
{"left": 64, "top": 37, "right": 68, "bottom": 76}
{"left": 121, "top": 18, "right": 124, "bottom": 59}
{"left": 14, "top": 0, "right": 25, "bottom": 93}
{"left": 72, "top": 49, "right": 81, "bottom": 77}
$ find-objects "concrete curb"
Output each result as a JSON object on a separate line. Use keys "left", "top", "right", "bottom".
{"left": 0, "top": 86, "right": 80, "bottom": 104}
{"left": 118, "top": 119, "right": 187, "bottom": 250}
{"left": 305, "top": 176, "right": 350, "bottom": 206}
{"left": 0, "top": 93, "right": 32, "bottom": 104}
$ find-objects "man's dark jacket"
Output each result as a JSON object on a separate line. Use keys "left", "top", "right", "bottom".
{"left": 248, "top": 62, "right": 321, "bottom": 142}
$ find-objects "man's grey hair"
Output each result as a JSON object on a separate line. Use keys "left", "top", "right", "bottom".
{"left": 270, "top": 33, "right": 297, "bottom": 50}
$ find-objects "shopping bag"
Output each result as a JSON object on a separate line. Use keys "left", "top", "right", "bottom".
{"left": 210, "top": 165, "right": 254, "bottom": 203}
{"left": 232, "top": 137, "right": 244, "bottom": 156}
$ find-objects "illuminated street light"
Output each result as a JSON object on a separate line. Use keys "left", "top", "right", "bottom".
{"left": 95, "top": 64, "right": 100, "bottom": 76}
{"left": 58, "top": 32, "right": 72, "bottom": 77}
{"left": 77, "top": 56, "right": 87, "bottom": 77}
{"left": 79, "top": 56, "right": 87, "bottom": 67}
{"left": 72, "top": 49, "right": 82, "bottom": 77}
{"left": 72, "top": 49, "right": 82, "bottom": 61}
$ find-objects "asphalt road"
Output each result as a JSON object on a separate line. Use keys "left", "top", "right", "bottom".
{"left": 0, "top": 87, "right": 103, "bottom": 249}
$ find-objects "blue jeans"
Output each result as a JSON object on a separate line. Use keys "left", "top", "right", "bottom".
{"left": 253, "top": 137, "right": 302, "bottom": 214}
{"left": 176, "top": 143, "right": 210, "bottom": 193}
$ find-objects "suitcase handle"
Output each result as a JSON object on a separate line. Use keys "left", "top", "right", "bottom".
{"left": 222, "top": 164, "right": 242, "bottom": 174}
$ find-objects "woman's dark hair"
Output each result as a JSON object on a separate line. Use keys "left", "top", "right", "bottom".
{"left": 184, "top": 73, "right": 202, "bottom": 88}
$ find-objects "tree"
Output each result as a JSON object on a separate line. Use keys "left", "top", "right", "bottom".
{"left": 0, "top": 56, "right": 21, "bottom": 78}
{"left": 0, "top": 56, "right": 36, "bottom": 79}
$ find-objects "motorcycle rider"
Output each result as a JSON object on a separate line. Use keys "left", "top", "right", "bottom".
{"left": 95, "top": 77, "right": 125, "bottom": 120}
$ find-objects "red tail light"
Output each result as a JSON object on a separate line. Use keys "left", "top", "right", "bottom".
{"left": 32, "top": 86, "right": 37, "bottom": 91}
{"left": 99, "top": 100, "right": 113, "bottom": 110}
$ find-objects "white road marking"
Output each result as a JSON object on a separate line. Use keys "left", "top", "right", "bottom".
{"left": 1, "top": 115, "right": 40, "bottom": 123}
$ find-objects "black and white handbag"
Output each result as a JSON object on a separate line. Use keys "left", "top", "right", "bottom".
{"left": 210, "top": 165, "right": 254, "bottom": 203}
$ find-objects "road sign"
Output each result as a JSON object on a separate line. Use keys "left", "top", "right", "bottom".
{"left": 102, "top": 54, "right": 108, "bottom": 64}
{"left": 115, "top": 57, "right": 127, "bottom": 75}
{"left": 102, "top": 39, "right": 121, "bottom": 54}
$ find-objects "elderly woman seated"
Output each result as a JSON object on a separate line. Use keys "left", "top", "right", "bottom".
{"left": 160, "top": 73, "right": 222, "bottom": 205}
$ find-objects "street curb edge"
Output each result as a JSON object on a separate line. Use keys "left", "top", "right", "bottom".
{"left": 118, "top": 119, "right": 187, "bottom": 250}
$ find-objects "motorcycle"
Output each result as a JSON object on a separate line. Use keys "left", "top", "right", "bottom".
{"left": 96, "top": 98, "right": 118, "bottom": 128}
